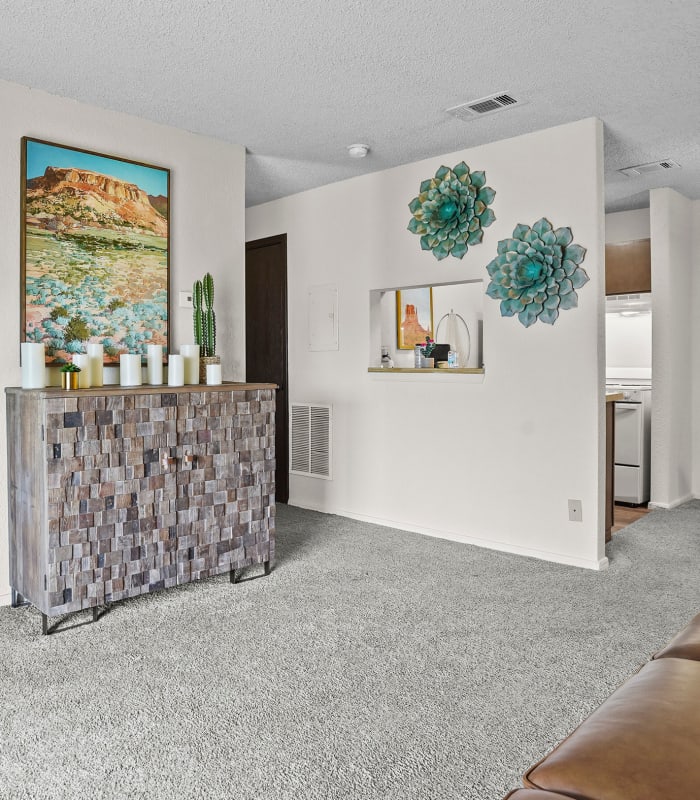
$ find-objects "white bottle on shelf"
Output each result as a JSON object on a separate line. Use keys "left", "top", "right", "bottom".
{"left": 414, "top": 345, "right": 422, "bottom": 368}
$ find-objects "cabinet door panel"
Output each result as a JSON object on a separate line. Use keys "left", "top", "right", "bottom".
{"left": 174, "top": 389, "right": 275, "bottom": 584}
{"left": 7, "top": 391, "right": 49, "bottom": 611}
{"left": 605, "top": 239, "right": 651, "bottom": 295}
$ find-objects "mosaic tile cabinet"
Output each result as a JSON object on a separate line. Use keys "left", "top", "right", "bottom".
{"left": 6, "top": 383, "right": 276, "bottom": 633}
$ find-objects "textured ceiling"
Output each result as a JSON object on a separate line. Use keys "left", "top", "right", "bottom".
{"left": 1, "top": 0, "right": 698, "bottom": 211}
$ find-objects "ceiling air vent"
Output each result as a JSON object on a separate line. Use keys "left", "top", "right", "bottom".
{"left": 618, "top": 159, "right": 681, "bottom": 177}
{"left": 446, "top": 92, "right": 523, "bottom": 121}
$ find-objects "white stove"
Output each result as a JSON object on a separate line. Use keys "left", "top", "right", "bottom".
{"left": 605, "top": 383, "right": 652, "bottom": 504}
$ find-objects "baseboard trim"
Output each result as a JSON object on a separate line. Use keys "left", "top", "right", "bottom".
{"left": 288, "top": 501, "right": 608, "bottom": 571}
{"left": 648, "top": 493, "right": 694, "bottom": 510}
{"left": 0, "top": 591, "right": 12, "bottom": 608}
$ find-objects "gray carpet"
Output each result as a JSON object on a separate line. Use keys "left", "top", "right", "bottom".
{"left": 1, "top": 502, "right": 698, "bottom": 800}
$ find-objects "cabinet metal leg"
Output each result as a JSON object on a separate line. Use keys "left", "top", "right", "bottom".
{"left": 230, "top": 561, "right": 271, "bottom": 585}
{"left": 41, "top": 604, "right": 105, "bottom": 635}
{"left": 11, "top": 588, "right": 28, "bottom": 608}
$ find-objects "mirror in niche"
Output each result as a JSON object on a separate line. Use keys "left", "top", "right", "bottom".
{"left": 370, "top": 280, "right": 484, "bottom": 369}
{"left": 395, "top": 287, "right": 434, "bottom": 349}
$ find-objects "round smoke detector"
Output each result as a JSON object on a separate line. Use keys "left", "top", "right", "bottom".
{"left": 347, "top": 143, "right": 370, "bottom": 158}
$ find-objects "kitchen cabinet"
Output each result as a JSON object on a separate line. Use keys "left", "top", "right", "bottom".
{"left": 6, "top": 384, "right": 276, "bottom": 632}
{"left": 605, "top": 238, "right": 651, "bottom": 295}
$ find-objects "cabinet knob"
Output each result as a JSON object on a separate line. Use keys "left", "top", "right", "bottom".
{"left": 184, "top": 452, "right": 195, "bottom": 464}
{"left": 161, "top": 455, "right": 176, "bottom": 469}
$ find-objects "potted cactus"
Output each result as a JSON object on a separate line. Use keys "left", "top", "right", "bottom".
{"left": 193, "top": 272, "right": 220, "bottom": 382}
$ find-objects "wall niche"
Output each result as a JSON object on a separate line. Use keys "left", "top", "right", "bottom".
{"left": 369, "top": 280, "right": 484, "bottom": 369}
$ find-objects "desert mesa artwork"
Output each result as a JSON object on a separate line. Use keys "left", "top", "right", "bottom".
{"left": 21, "top": 137, "right": 170, "bottom": 365}
{"left": 396, "top": 288, "right": 434, "bottom": 349}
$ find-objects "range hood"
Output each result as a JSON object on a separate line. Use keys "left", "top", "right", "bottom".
{"left": 605, "top": 292, "right": 652, "bottom": 315}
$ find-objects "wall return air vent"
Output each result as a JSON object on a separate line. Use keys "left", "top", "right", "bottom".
{"left": 446, "top": 92, "right": 523, "bottom": 121}
{"left": 290, "top": 403, "right": 332, "bottom": 480}
{"left": 618, "top": 159, "right": 681, "bottom": 177}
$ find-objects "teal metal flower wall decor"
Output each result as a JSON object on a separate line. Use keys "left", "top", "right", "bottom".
{"left": 407, "top": 162, "right": 496, "bottom": 260}
{"left": 485, "top": 217, "right": 588, "bottom": 327}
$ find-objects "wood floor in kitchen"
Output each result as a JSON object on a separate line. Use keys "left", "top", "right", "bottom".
{"left": 612, "top": 503, "right": 650, "bottom": 534}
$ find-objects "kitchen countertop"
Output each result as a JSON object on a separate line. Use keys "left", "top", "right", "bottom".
{"left": 606, "top": 392, "right": 624, "bottom": 403}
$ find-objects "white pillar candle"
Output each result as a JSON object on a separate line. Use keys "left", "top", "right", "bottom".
{"left": 20, "top": 342, "right": 45, "bottom": 389}
{"left": 72, "top": 354, "right": 91, "bottom": 389}
{"left": 119, "top": 353, "right": 142, "bottom": 387}
{"left": 167, "top": 354, "right": 185, "bottom": 387}
{"left": 146, "top": 344, "right": 164, "bottom": 385}
{"left": 206, "top": 363, "right": 222, "bottom": 385}
{"left": 86, "top": 343, "right": 104, "bottom": 387}
{"left": 180, "top": 344, "right": 200, "bottom": 385}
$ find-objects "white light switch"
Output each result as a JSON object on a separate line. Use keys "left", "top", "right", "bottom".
{"left": 179, "top": 290, "right": 193, "bottom": 308}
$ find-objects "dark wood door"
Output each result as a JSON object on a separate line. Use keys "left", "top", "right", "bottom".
{"left": 245, "top": 234, "right": 289, "bottom": 502}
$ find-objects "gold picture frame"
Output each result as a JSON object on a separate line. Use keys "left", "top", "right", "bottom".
{"left": 396, "top": 287, "right": 434, "bottom": 349}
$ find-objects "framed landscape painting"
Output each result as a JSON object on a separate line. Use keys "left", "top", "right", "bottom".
{"left": 396, "top": 287, "right": 434, "bottom": 349}
{"left": 21, "top": 137, "right": 170, "bottom": 365}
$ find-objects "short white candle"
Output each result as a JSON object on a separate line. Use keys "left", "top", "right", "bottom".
{"left": 20, "top": 342, "right": 46, "bottom": 389}
{"left": 146, "top": 344, "right": 164, "bottom": 385}
{"left": 180, "top": 344, "right": 200, "bottom": 385}
{"left": 119, "top": 353, "right": 142, "bottom": 387}
{"left": 72, "top": 354, "right": 91, "bottom": 389}
{"left": 86, "top": 343, "right": 104, "bottom": 387}
{"left": 206, "top": 363, "right": 222, "bottom": 385}
{"left": 167, "top": 354, "right": 185, "bottom": 386}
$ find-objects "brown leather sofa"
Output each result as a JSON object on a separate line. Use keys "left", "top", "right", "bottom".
{"left": 503, "top": 612, "right": 700, "bottom": 800}
{"left": 504, "top": 792, "right": 572, "bottom": 800}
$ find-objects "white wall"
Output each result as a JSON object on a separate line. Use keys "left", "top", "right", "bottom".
{"left": 248, "top": 118, "right": 607, "bottom": 570}
{"left": 649, "top": 188, "right": 693, "bottom": 508}
{"left": 0, "top": 79, "right": 246, "bottom": 604}
{"left": 606, "top": 312, "right": 652, "bottom": 373}
{"left": 605, "top": 208, "right": 650, "bottom": 243}
{"left": 604, "top": 208, "right": 652, "bottom": 382}
{"left": 694, "top": 201, "right": 700, "bottom": 497}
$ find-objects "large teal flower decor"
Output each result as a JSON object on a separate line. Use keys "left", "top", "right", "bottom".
{"left": 485, "top": 217, "right": 589, "bottom": 327}
{"left": 407, "top": 162, "right": 496, "bottom": 260}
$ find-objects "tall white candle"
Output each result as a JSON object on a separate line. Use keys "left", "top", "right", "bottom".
{"left": 86, "top": 343, "right": 104, "bottom": 387}
{"left": 146, "top": 344, "right": 164, "bottom": 385}
{"left": 167, "top": 354, "right": 185, "bottom": 386}
{"left": 120, "top": 353, "right": 142, "bottom": 386}
{"left": 206, "top": 363, "right": 222, "bottom": 385}
{"left": 20, "top": 342, "right": 45, "bottom": 389}
{"left": 72, "top": 354, "right": 91, "bottom": 389}
{"left": 180, "top": 344, "right": 200, "bottom": 385}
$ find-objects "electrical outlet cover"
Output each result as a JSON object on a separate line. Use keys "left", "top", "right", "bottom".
{"left": 568, "top": 499, "right": 583, "bottom": 522}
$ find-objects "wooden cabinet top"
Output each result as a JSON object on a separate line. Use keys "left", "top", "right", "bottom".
{"left": 6, "top": 381, "right": 277, "bottom": 399}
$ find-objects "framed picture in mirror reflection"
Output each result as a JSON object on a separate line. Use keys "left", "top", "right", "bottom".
{"left": 396, "top": 287, "right": 434, "bottom": 349}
